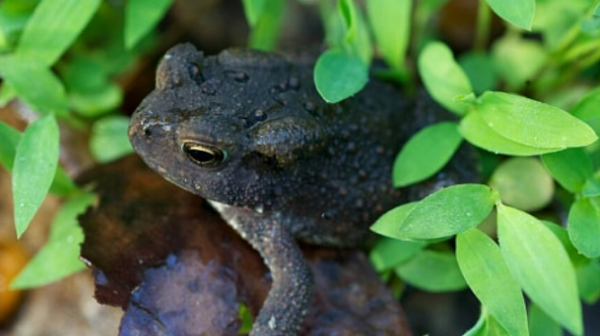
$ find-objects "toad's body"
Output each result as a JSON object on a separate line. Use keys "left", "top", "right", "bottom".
{"left": 129, "top": 43, "right": 456, "bottom": 335}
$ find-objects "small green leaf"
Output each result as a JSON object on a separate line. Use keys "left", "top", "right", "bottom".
{"left": 459, "top": 52, "right": 497, "bottom": 94}
{"left": 90, "top": 115, "right": 134, "bottom": 163}
{"left": 396, "top": 184, "right": 495, "bottom": 240}
{"left": 491, "top": 34, "right": 546, "bottom": 91}
{"left": 568, "top": 198, "right": 600, "bottom": 258}
{"left": 11, "top": 192, "right": 95, "bottom": 289}
{"left": 572, "top": 86, "right": 600, "bottom": 135}
{"left": 540, "top": 220, "right": 589, "bottom": 267}
{"left": 248, "top": 0, "right": 283, "bottom": 51}
{"left": 497, "top": 204, "right": 582, "bottom": 335}
{"left": 371, "top": 202, "right": 417, "bottom": 239}
{"left": 529, "top": 303, "right": 561, "bottom": 336}
{"left": 125, "top": 0, "right": 173, "bottom": 49}
{"left": 0, "top": 55, "right": 67, "bottom": 115}
{"left": 418, "top": 41, "right": 473, "bottom": 115}
{"left": 366, "top": 0, "right": 411, "bottom": 71}
{"left": 489, "top": 157, "right": 554, "bottom": 211}
{"left": 369, "top": 237, "right": 425, "bottom": 272}
{"left": 237, "top": 302, "right": 254, "bottom": 334}
{"left": 474, "top": 91, "right": 598, "bottom": 149}
{"left": 16, "top": 0, "right": 101, "bottom": 66}
{"left": 575, "top": 261, "right": 600, "bottom": 303}
{"left": 541, "top": 148, "right": 593, "bottom": 193}
{"left": 338, "top": 0, "right": 357, "bottom": 43}
{"left": 456, "top": 229, "right": 528, "bottom": 336}
{"left": 395, "top": 250, "right": 466, "bottom": 292}
{"left": 485, "top": 0, "right": 535, "bottom": 30}
{"left": 460, "top": 110, "right": 562, "bottom": 156}
{"left": 241, "top": 0, "right": 267, "bottom": 27}
{"left": 12, "top": 114, "right": 60, "bottom": 238}
{"left": 583, "top": 178, "right": 600, "bottom": 197}
{"left": 314, "top": 49, "right": 368, "bottom": 103}
{"left": 393, "top": 122, "right": 462, "bottom": 187}
{"left": 0, "top": 120, "right": 20, "bottom": 170}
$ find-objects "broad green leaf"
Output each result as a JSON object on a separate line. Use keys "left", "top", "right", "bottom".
{"left": 393, "top": 122, "right": 462, "bottom": 187}
{"left": 395, "top": 250, "right": 466, "bottom": 292}
{"left": 456, "top": 229, "right": 528, "bottom": 336}
{"left": 572, "top": 86, "right": 600, "bottom": 135}
{"left": 0, "top": 120, "right": 20, "bottom": 169}
{"left": 248, "top": 0, "right": 283, "bottom": 51}
{"left": 396, "top": 184, "right": 496, "bottom": 240}
{"left": 0, "top": 121, "right": 78, "bottom": 196}
{"left": 575, "top": 261, "right": 600, "bottom": 303}
{"left": 541, "top": 148, "right": 593, "bottom": 193}
{"left": 69, "top": 83, "right": 122, "bottom": 117}
{"left": 418, "top": 41, "right": 472, "bottom": 115}
{"left": 369, "top": 237, "right": 425, "bottom": 271}
{"left": 460, "top": 110, "right": 562, "bottom": 156}
{"left": 16, "top": 0, "right": 101, "bottom": 66}
{"left": 125, "top": 0, "right": 172, "bottom": 49}
{"left": 371, "top": 202, "right": 417, "bottom": 239}
{"left": 583, "top": 178, "right": 600, "bottom": 197}
{"left": 485, "top": 0, "right": 535, "bottom": 30}
{"left": 12, "top": 114, "right": 59, "bottom": 238}
{"left": 241, "top": 0, "right": 267, "bottom": 27}
{"left": 540, "top": 221, "right": 589, "bottom": 267}
{"left": 366, "top": 0, "right": 411, "bottom": 71}
{"left": 459, "top": 52, "right": 497, "bottom": 94}
{"left": 491, "top": 35, "right": 546, "bottom": 91}
{"left": 489, "top": 157, "right": 554, "bottom": 211}
{"left": 90, "top": 115, "right": 134, "bottom": 163}
{"left": 0, "top": 55, "right": 67, "bottom": 115}
{"left": 474, "top": 91, "right": 597, "bottom": 149}
{"left": 0, "top": 83, "right": 17, "bottom": 106}
{"left": 568, "top": 198, "right": 600, "bottom": 258}
{"left": 11, "top": 192, "right": 95, "bottom": 289}
{"left": 314, "top": 49, "right": 368, "bottom": 103}
{"left": 529, "top": 303, "right": 561, "bottom": 336}
{"left": 497, "top": 204, "right": 582, "bottom": 335}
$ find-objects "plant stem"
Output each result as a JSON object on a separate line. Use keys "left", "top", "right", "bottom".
{"left": 474, "top": 0, "right": 491, "bottom": 50}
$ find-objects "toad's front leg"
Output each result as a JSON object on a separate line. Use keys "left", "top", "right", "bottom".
{"left": 210, "top": 201, "right": 313, "bottom": 336}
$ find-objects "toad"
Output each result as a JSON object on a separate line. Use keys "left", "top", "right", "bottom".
{"left": 129, "top": 43, "right": 467, "bottom": 336}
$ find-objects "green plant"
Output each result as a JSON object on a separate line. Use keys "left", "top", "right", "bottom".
{"left": 0, "top": 0, "right": 598, "bottom": 335}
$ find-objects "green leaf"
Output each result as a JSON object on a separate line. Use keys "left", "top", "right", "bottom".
{"left": 529, "top": 303, "right": 561, "bottom": 336}
{"left": 489, "top": 157, "right": 554, "bottom": 212}
{"left": 248, "top": 0, "right": 283, "bottom": 51}
{"left": 369, "top": 237, "right": 425, "bottom": 272}
{"left": 12, "top": 114, "right": 60, "bottom": 238}
{"left": 366, "top": 0, "right": 410, "bottom": 71}
{"left": 575, "top": 260, "right": 600, "bottom": 303}
{"left": 473, "top": 91, "right": 598, "bottom": 149}
{"left": 237, "top": 303, "right": 254, "bottom": 334}
{"left": 572, "top": 86, "right": 600, "bottom": 135}
{"left": 11, "top": 192, "right": 95, "bottom": 289}
{"left": 582, "top": 178, "right": 600, "bottom": 197}
{"left": 459, "top": 110, "right": 562, "bottom": 156}
{"left": 0, "top": 55, "right": 67, "bottom": 115}
{"left": 541, "top": 148, "right": 593, "bottom": 193}
{"left": 485, "top": 0, "right": 535, "bottom": 30}
{"left": 371, "top": 202, "right": 418, "bottom": 239}
{"left": 491, "top": 34, "right": 546, "bottom": 91}
{"left": 395, "top": 250, "right": 466, "bottom": 292}
{"left": 418, "top": 41, "right": 473, "bottom": 115}
{"left": 314, "top": 49, "right": 368, "bottom": 103}
{"left": 393, "top": 122, "right": 462, "bottom": 187}
{"left": 338, "top": 0, "right": 357, "bottom": 43}
{"left": 125, "top": 0, "right": 172, "bottom": 49}
{"left": 89, "top": 115, "right": 134, "bottom": 163}
{"left": 459, "top": 52, "right": 497, "bottom": 94}
{"left": 16, "top": 0, "right": 101, "bottom": 66}
{"left": 395, "top": 184, "right": 496, "bottom": 240}
{"left": 497, "top": 204, "right": 582, "bottom": 335}
{"left": 456, "top": 229, "right": 528, "bottom": 336}
{"left": 568, "top": 198, "right": 600, "bottom": 258}
{"left": 241, "top": 0, "right": 267, "bottom": 27}
{"left": 540, "top": 220, "right": 589, "bottom": 267}
{"left": 0, "top": 120, "right": 20, "bottom": 170}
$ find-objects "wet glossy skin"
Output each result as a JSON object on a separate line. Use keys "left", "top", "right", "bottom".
{"left": 130, "top": 43, "right": 448, "bottom": 336}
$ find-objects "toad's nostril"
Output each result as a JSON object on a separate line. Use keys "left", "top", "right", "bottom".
{"left": 144, "top": 127, "right": 152, "bottom": 137}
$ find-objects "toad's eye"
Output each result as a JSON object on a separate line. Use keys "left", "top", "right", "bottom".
{"left": 182, "top": 143, "right": 227, "bottom": 167}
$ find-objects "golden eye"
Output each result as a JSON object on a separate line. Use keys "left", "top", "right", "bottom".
{"left": 182, "top": 143, "right": 226, "bottom": 167}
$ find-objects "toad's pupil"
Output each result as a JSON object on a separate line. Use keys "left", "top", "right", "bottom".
{"left": 183, "top": 144, "right": 224, "bottom": 167}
